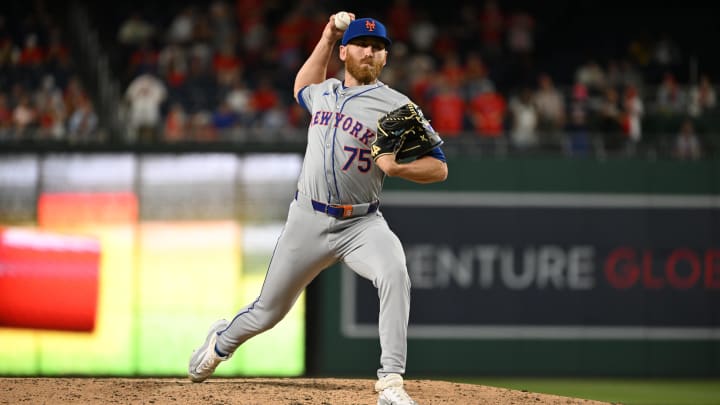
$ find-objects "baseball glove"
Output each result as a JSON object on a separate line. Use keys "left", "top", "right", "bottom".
{"left": 372, "top": 103, "right": 444, "bottom": 162}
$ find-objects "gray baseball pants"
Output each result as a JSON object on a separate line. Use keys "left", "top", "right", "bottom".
{"left": 215, "top": 197, "right": 411, "bottom": 378}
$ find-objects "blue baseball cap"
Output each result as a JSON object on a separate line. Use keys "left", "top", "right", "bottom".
{"left": 341, "top": 18, "right": 391, "bottom": 48}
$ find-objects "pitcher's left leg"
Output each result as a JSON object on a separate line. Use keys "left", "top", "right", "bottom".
{"left": 341, "top": 216, "right": 410, "bottom": 379}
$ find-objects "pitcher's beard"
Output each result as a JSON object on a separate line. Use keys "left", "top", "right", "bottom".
{"left": 346, "top": 57, "right": 383, "bottom": 85}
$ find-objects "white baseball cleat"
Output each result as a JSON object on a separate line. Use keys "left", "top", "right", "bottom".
{"left": 375, "top": 373, "right": 419, "bottom": 405}
{"left": 188, "top": 319, "right": 232, "bottom": 382}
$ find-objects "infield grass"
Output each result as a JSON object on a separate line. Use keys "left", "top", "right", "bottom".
{"left": 451, "top": 378, "right": 720, "bottom": 405}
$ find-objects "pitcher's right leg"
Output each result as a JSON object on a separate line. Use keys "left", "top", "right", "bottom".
{"left": 214, "top": 200, "right": 337, "bottom": 355}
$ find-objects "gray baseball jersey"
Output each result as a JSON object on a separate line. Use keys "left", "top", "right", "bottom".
{"left": 215, "top": 78, "right": 443, "bottom": 379}
{"left": 296, "top": 78, "right": 410, "bottom": 204}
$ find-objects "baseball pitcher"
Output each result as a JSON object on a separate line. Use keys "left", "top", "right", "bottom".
{"left": 188, "top": 12, "right": 448, "bottom": 405}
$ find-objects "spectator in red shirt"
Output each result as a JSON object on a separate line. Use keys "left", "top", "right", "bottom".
{"left": 304, "top": 11, "right": 331, "bottom": 56}
{"left": 469, "top": 87, "right": 507, "bottom": 138}
{"left": 164, "top": 56, "right": 187, "bottom": 89}
{"left": 213, "top": 41, "right": 242, "bottom": 86}
{"left": 234, "top": 0, "right": 265, "bottom": 28}
{"left": 250, "top": 78, "right": 279, "bottom": 127}
{"left": 274, "top": 8, "right": 308, "bottom": 72}
{"left": 439, "top": 52, "right": 465, "bottom": 88}
{"left": 17, "top": 34, "right": 44, "bottom": 66}
{"left": 408, "top": 54, "right": 435, "bottom": 108}
{"left": 160, "top": 46, "right": 188, "bottom": 89}
{"left": 478, "top": 0, "right": 505, "bottom": 60}
{"left": 164, "top": 102, "right": 188, "bottom": 142}
{"left": 385, "top": 0, "right": 414, "bottom": 44}
{"left": 433, "top": 32, "right": 458, "bottom": 60}
{"left": 45, "top": 29, "right": 70, "bottom": 68}
{"left": 428, "top": 77, "right": 465, "bottom": 136}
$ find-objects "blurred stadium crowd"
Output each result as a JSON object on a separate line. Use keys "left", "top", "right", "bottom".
{"left": 1, "top": 0, "right": 718, "bottom": 158}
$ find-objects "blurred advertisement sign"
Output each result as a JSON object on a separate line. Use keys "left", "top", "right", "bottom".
{"left": 343, "top": 192, "right": 720, "bottom": 340}
{"left": 0, "top": 190, "right": 137, "bottom": 332}
{"left": 38, "top": 192, "right": 138, "bottom": 227}
{"left": 0, "top": 227, "right": 100, "bottom": 332}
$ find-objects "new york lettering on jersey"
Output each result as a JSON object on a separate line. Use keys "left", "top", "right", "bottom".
{"left": 311, "top": 110, "right": 375, "bottom": 146}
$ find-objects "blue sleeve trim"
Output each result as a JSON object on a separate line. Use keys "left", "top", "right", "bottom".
{"left": 297, "top": 86, "right": 309, "bottom": 112}
{"left": 426, "top": 146, "right": 446, "bottom": 162}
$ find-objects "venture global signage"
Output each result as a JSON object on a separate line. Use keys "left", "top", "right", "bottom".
{"left": 341, "top": 192, "right": 720, "bottom": 339}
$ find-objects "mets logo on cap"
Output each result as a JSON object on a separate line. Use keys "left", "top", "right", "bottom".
{"left": 341, "top": 17, "right": 392, "bottom": 47}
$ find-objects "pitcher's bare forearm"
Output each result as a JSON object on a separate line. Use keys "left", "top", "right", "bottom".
{"left": 375, "top": 155, "right": 448, "bottom": 184}
{"left": 293, "top": 14, "right": 351, "bottom": 99}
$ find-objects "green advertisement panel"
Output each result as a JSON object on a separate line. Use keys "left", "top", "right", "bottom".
{"left": 308, "top": 157, "right": 720, "bottom": 377}
{"left": 0, "top": 153, "right": 304, "bottom": 376}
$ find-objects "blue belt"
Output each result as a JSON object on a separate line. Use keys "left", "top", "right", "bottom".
{"left": 295, "top": 191, "right": 379, "bottom": 219}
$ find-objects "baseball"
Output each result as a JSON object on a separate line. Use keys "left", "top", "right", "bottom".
{"left": 334, "top": 11, "right": 351, "bottom": 31}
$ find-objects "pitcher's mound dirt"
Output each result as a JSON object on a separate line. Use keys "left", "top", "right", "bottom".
{"left": 0, "top": 377, "right": 614, "bottom": 404}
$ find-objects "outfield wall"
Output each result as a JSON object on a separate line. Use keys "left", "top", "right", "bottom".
{"left": 2, "top": 153, "right": 718, "bottom": 377}
{"left": 308, "top": 157, "right": 720, "bottom": 377}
